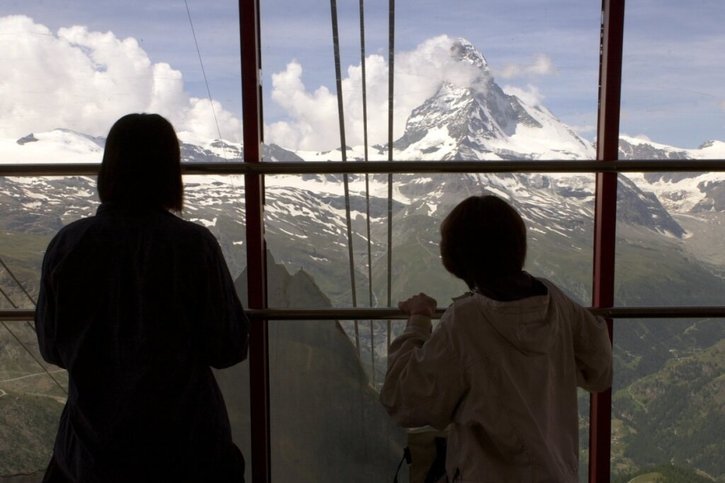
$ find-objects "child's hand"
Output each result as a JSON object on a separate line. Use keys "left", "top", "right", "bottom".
{"left": 398, "top": 293, "right": 437, "bottom": 317}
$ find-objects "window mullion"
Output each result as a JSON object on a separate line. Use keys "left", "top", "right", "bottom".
{"left": 590, "top": 0, "right": 625, "bottom": 481}
{"left": 239, "top": 0, "right": 271, "bottom": 482}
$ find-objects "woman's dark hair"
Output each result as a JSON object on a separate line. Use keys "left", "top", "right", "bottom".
{"left": 440, "top": 195, "right": 527, "bottom": 289}
{"left": 97, "top": 113, "right": 183, "bottom": 211}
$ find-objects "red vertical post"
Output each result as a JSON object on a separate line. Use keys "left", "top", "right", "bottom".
{"left": 590, "top": 0, "right": 624, "bottom": 482}
{"left": 239, "top": 1, "right": 270, "bottom": 482}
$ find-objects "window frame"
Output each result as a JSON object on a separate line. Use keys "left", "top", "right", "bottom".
{"left": 3, "top": 0, "right": 725, "bottom": 481}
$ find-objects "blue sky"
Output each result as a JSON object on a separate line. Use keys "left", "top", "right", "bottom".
{"left": 1, "top": 0, "right": 723, "bottom": 150}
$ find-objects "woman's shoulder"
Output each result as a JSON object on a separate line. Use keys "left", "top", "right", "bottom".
{"left": 166, "top": 212, "right": 214, "bottom": 235}
{"left": 157, "top": 213, "right": 222, "bottom": 250}
{"left": 46, "top": 216, "right": 97, "bottom": 249}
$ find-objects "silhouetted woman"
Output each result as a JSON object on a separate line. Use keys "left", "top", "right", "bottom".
{"left": 36, "top": 113, "right": 249, "bottom": 482}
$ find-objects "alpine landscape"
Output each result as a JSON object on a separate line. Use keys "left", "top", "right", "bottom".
{"left": 1, "top": 38, "right": 723, "bottom": 482}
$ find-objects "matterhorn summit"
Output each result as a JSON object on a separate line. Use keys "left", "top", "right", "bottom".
{"left": 396, "top": 37, "right": 592, "bottom": 160}
{"left": 449, "top": 37, "right": 490, "bottom": 71}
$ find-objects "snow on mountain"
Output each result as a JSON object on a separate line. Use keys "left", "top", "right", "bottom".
{"left": 395, "top": 39, "right": 593, "bottom": 161}
{"left": 177, "top": 133, "right": 243, "bottom": 162}
{"left": 619, "top": 135, "right": 725, "bottom": 213}
{"left": 694, "top": 140, "right": 725, "bottom": 159}
{"left": 2, "top": 37, "right": 723, "bottom": 266}
{"left": 0, "top": 129, "right": 103, "bottom": 164}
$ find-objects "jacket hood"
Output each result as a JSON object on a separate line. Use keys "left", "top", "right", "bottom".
{"left": 473, "top": 287, "right": 557, "bottom": 356}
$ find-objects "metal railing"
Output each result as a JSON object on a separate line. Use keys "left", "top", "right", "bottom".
{"left": 1, "top": 158, "right": 725, "bottom": 177}
{"left": 4, "top": 306, "right": 725, "bottom": 322}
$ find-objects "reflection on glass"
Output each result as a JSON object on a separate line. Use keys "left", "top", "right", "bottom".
{"left": 228, "top": 247, "right": 407, "bottom": 482}
{"left": 0, "top": 320, "right": 67, "bottom": 479}
{"left": 213, "top": 360, "right": 252, "bottom": 483}
{"left": 611, "top": 319, "right": 724, "bottom": 481}
{"left": 269, "top": 323, "right": 407, "bottom": 482}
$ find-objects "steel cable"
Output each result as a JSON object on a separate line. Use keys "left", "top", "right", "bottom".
{"left": 330, "top": 0, "right": 360, "bottom": 353}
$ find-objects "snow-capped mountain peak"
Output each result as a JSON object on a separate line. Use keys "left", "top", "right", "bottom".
{"left": 449, "top": 37, "right": 489, "bottom": 71}
{"left": 2, "top": 37, "right": 722, "bottom": 243}
{"left": 395, "top": 39, "right": 592, "bottom": 160}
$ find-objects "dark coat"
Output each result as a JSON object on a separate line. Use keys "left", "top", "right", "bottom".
{"left": 35, "top": 203, "right": 249, "bottom": 482}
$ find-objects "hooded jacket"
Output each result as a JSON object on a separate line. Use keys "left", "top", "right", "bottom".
{"left": 380, "top": 278, "right": 612, "bottom": 482}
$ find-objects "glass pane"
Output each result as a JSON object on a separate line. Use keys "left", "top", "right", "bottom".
{"left": 0, "top": 176, "right": 95, "bottom": 311}
{"left": 265, "top": 172, "right": 595, "bottom": 310}
{"left": 615, "top": 172, "right": 725, "bottom": 307}
{"left": 611, "top": 319, "right": 724, "bottom": 481}
{"left": 618, "top": 0, "right": 725, "bottom": 307}
{"left": 621, "top": 1, "right": 725, "bottom": 152}
{"left": 0, "top": 1, "right": 242, "bottom": 155}
{"left": 268, "top": 319, "right": 407, "bottom": 483}
{"left": 263, "top": 170, "right": 597, "bottom": 477}
{"left": 182, "top": 175, "right": 247, "bottom": 276}
{"left": 0, "top": 175, "right": 246, "bottom": 309}
{"left": 260, "top": 0, "right": 600, "bottom": 161}
{"left": 264, "top": 167, "right": 598, "bottom": 463}
{"left": 0, "top": 320, "right": 67, "bottom": 480}
{"left": 183, "top": 175, "right": 250, "bottom": 482}
{"left": 0, "top": 171, "right": 248, "bottom": 481}
{"left": 619, "top": 5, "right": 725, "bottom": 479}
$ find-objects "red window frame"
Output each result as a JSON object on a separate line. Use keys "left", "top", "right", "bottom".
{"left": 238, "top": 1, "right": 625, "bottom": 481}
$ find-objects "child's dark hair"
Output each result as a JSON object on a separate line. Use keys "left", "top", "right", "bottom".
{"left": 440, "top": 195, "right": 527, "bottom": 290}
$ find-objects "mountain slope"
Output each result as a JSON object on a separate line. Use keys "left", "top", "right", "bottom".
{"left": 613, "top": 339, "right": 724, "bottom": 480}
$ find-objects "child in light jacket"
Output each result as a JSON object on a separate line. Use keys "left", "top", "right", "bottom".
{"left": 381, "top": 194, "right": 612, "bottom": 482}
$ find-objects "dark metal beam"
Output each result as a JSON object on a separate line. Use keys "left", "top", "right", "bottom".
{"left": 1, "top": 158, "right": 724, "bottom": 177}
{"left": 239, "top": 0, "right": 271, "bottom": 481}
{"left": 591, "top": 0, "right": 625, "bottom": 481}
{"left": 4, "top": 306, "right": 725, "bottom": 323}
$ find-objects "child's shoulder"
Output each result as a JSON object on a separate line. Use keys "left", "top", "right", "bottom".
{"left": 448, "top": 291, "right": 479, "bottom": 309}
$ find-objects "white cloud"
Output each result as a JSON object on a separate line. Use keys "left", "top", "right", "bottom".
{"left": 497, "top": 54, "right": 556, "bottom": 79}
{"left": 502, "top": 84, "right": 545, "bottom": 107}
{"left": 0, "top": 15, "right": 241, "bottom": 141}
{"left": 265, "top": 35, "right": 490, "bottom": 151}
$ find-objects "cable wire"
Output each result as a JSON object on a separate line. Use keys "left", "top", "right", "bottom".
{"left": 184, "top": 0, "right": 223, "bottom": 141}
{"left": 0, "top": 258, "right": 67, "bottom": 395}
{"left": 386, "top": 0, "right": 396, "bottom": 349}
{"left": 0, "top": 285, "right": 18, "bottom": 309}
{"left": 1, "top": 321, "right": 67, "bottom": 395}
{"left": 330, "top": 0, "right": 360, "bottom": 353}
{"left": 0, "top": 256, "right": 36, "bottom": 306}
{"left": 0, "top": 257, "right": 38, "bottom": 337}
{"left": 357, "top": 0, "right": 377, "bottom": 386}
